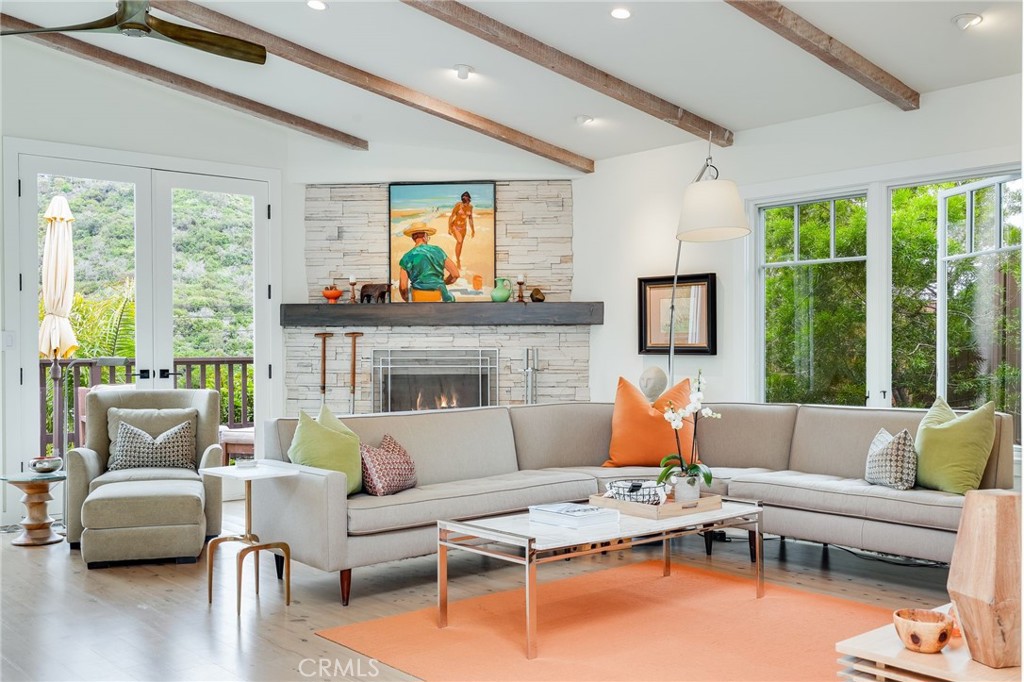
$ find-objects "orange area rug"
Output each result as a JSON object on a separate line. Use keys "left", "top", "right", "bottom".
{"left": 317, "top": 561, "right": 893, "bottom": 681}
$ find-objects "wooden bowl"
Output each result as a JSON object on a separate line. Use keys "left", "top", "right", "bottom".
{"left": 893, "top": 608, "right": 954, "bottom": 653}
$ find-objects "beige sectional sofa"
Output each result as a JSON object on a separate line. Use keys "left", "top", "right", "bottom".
{"left": 257, "top": 402, "right": 1014, "bottom": 604}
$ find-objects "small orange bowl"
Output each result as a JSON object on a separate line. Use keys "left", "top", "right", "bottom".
{"left": 893, "top": 608, "right": 954, "bottom": 654}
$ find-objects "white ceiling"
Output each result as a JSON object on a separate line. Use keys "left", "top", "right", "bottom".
{"left": 2, "top": 0, "right": 1021, "bottom": 170}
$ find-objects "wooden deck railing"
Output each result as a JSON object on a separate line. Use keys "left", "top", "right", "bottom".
{"left": 38, "top": 356, "right": 254, "bottom": 455}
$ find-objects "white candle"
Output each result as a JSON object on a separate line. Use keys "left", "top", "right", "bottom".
{"left": 516, "top": 274, "right": 525, "bottom": 284}
{"left": 349, "top": 276, "right": 357, "bottom": 284}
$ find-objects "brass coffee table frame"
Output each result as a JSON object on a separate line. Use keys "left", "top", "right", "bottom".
{"left": 438, "top": 499, "right": 763, "bottom": 659}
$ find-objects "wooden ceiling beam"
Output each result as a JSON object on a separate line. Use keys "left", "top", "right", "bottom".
{"left": 0, "top": 14, "right": 369, "bottom": 150}
{"left": 402, "top": 0, "right": 734, "bottom": 147}
{"left": 150, "top": 1, "right": 595, "bottom": 173}
{"left": 724, "top": 0, "right": 920, "bottom": 111}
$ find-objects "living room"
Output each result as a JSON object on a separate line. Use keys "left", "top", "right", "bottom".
{"left": 1, "top": 2, "right": 1022, "bottom": 681}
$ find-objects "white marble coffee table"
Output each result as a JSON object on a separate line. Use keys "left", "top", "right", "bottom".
{"left": 437, "top": 498, "right": 764, "bottom": 658}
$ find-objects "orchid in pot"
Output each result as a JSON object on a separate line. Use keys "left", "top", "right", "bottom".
{"left": 656, "top": 370, "right": 720, "bottom": 503}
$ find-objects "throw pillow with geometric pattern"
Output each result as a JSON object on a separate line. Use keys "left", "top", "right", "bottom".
{"left": 864, "top": 428, "right": 917, "bottom": 490}
{"left": 359, "top": 434, "right": 417, "bottom": 496}
{"left": 108, "top": 420, "right": 197, "bottom": 471}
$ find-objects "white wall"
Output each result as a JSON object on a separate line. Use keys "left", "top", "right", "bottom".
{"left": 573, "top": 75, "right": 1022, "bottom": 403}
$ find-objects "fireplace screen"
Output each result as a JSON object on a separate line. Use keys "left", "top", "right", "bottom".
{"left": 372, "top": 349, "right": 499, "bottom": 412}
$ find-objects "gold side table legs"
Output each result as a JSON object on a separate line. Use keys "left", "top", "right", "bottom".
{"left": 207, "top": 477, "right": 291, "bottom": 614}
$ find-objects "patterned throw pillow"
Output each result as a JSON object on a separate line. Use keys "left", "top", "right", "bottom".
{"left": 108, "top": 421, "right": 197, "bottom": 471}
{"left": 865, "top": 428, "right": 917, "bottom": 490}
{"left": 360, "top": 434, "right": 417, "bottom": 496}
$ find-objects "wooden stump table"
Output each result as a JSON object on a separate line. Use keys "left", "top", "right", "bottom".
{"left": 1, "top": 472, "right": 66, "bottom": 546}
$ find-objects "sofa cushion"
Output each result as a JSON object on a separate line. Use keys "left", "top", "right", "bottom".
{"left": 108, "top": 421, "right": 197, "bottom": 471}
{"left": 510, "top": 403, "right": 613, "bottom": 470}
{"left": 728, "top": 471, "right": 964, "bottom": 531}
{"left": 605, "top": 377, "right": 694, "bottom": 467}
{"left": 106, "top": 407, "right": 199, "bottom": 461}
{"left": 360, "top": 434, "right": 417, "bottom": 496}
{"left": 90, "top": 467, "right": 201, "bottom": 494}
{"left": 288, "top": 408, "right": 362, "bottom": 494}
{"left": 915, "top": 398, "right": 995, "bottom": 494}
{"left": 318, "top": 407, "right": 519, "bottom": 486}
{"left": 697, "top": 403, "right": 798, "bottom": 471}
{"left": 82, "top": 479, "right": 205, "bottom": 530}
{"left": 346, "top": 470, "right": 597, "bottom": 535}
{"left": 864, "top": 428, "right": 917, "bottom": 490}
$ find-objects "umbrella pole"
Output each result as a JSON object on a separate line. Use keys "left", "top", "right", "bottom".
{"left": 50, "top": 357, "right": 65, "bottom": 459}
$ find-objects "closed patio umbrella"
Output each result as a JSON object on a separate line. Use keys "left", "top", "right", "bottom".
{"left": 38, "top": 195, "right": 78, "bottom": 459}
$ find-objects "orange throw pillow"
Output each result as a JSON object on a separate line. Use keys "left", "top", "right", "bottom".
{"left": 604, "top": 377, "right": 697, "bottom": 467}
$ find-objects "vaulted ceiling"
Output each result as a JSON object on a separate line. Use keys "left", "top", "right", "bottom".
{"left": 2, "top": 1, "right": 1020, "bottom": 174}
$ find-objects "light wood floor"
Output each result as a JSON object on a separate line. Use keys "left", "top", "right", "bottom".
{"left": 1, "top": 501, "right": 950, "bottom": 682}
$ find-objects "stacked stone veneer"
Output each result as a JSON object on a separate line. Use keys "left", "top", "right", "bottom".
{"left": 285, "top": 180, "right": 590, "bottom": 416}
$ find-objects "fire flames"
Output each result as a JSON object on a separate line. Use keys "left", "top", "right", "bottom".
{"left": 414, "top": 389, "right": 460, "bottom": 410}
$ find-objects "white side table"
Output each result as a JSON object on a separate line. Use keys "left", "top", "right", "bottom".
{"left": 203, "top": 464, "right": 298, "bottom": 614}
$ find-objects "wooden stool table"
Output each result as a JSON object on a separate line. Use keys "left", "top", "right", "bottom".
{"left": 1, "top": 472, "right": 66, "bottom": 546}
{"left": 218, "top": 427, "right": 255, "bottom": 466}
{"left": 202, "top": 464, "right": 297, "bottom": 614}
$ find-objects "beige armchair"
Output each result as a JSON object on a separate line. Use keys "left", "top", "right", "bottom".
{"left": 66, "top": 389, "right": 223, "bottom": 567}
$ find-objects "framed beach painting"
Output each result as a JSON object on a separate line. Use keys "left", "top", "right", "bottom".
{"left": 388, "top": 181, "right": 496, "bottom": 302}
{"left": 638, "top": 274, "right": 717, "bottom": 355}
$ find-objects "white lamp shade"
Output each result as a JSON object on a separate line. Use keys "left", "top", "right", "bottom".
{"left": 677, "top": 179, "right": 750, "bottom": 242}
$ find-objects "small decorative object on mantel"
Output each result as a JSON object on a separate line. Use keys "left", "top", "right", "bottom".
{"left": 892, "top": 608, "right": 954, "bottom": 654}
{"left": 490, "top": 278, "right": 512, "bottom": 302}
{"left": 656, "top": 370, "right": 717, "bottom": 503}
{"left": 530, "top": 288, "right": 545, "bottom": 303}
{"left": 322, "top": 285, "right": 343, "bottom": 304}
{"left": 359, "top": 283, "right": 392, "bottom": 304}
{"left": 348, "top": 276, "right": 358, "bottom": 304}
{"left": 515, "top": 274, "right": 526, "bottom": 304}
{"left": 29, "top": 455, "right": 63, "bottom": 473}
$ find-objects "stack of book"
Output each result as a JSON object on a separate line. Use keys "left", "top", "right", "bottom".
{"left": 528, "top": 503, "right": 620, "bottom": 529}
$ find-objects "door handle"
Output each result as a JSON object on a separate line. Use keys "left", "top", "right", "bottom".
{"left": 133, "top": 369, "right": 151, "bottom": 380}
{"left": 159, "top": 368, "right": 184, "bottom": 379}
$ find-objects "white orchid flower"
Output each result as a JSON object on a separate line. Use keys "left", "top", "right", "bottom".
{"left": 700, "top": 407, "right": 714, "bottom": 418}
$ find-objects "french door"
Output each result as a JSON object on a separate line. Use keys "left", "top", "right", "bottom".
{"left": 4, "top": 153, "right": 268, "bottom": 523}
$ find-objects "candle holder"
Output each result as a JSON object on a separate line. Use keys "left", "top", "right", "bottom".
{"left": 516, "top": 280, "right": 526, "bottom": 304}
{"left": 349, "top": 281, "right": 358, "bottom": 304}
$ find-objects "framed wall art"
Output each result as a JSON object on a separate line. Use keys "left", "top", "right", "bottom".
{"left": 388, "top": 181, "right": 496, "bottom": 302}
{"left": 638, "top": 274, "right": 717, "bottom": 355}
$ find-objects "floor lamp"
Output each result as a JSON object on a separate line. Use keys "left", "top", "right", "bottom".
{"left": 667, "top": 155, "right": 750, "bottom": 385}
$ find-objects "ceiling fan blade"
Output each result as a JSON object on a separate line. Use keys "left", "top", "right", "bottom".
{"left": 144, "top": 13, "right": 266, "bottom": 64}
{"left": 0, "top": 12, "right": 120, "bottom": 37}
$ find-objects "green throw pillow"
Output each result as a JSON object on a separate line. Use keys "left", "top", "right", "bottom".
{"left": 914, "top": 397, "right": 995, "bottom": 495}
{"left": 287, "top": 408, "right": 362, "bottom": 494}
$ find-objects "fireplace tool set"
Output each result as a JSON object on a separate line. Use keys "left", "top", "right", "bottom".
{"left": 313, "top": 330, "right": 362, "bottom": 414}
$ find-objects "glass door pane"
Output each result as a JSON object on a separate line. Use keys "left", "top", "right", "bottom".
{"left": 154, "top": 172, "right": 264, "bottom": 432}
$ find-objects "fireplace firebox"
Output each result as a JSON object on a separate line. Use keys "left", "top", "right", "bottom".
{"left": 372, "top": 349, "right": 499, "bottom": 412}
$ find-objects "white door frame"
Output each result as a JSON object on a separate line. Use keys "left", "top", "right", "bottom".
{"left": 2, "top": 137, "right": 282, "bottom": 524}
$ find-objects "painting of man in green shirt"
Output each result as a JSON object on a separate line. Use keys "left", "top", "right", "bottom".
{"left": 398, "top": 222, "right": 460, "bottom": 302}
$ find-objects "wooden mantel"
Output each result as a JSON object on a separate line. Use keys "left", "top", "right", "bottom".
{"left": 280, "top": 302, "right": 604, "bottom": 327}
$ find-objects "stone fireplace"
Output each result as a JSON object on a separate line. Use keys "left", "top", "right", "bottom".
{"left": 372, "top": 349, "right": 499, "bottom": 412}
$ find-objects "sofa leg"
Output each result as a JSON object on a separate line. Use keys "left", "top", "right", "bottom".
{"left": 340, "top": 569, "right": 352, "bottom": 606}
{"left": 703, "top": 531, "right": 714, "bottom": 556}
{"left": 175, "top": 556, "right": 198, "bottom": 565}
{"left": 275, "top": 553, "right": 285, "bottom": 580}
{"left": 748, "top": 530, "right": 756, "bottom": 563}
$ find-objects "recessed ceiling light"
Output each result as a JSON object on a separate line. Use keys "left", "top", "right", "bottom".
{"left": 575, "top": 115, "right": 595, "bottom": 126}
{"left": 952, "top": 13, "right": 982, "bottom": 30}
{"left": 307, "top": 0, "right": 328, "bottom": 10}
{"left": 454, "top": 64, "right": 474, "bottom": 80}
{"left": 611, "top": 8, "right": 631, "bottom": 19}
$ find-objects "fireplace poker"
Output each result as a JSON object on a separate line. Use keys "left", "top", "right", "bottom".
{"left": 344, "top": 332, "right": 363, "bottom": 414}
{"left": 314, "top": 332, "right": 333, "bottom": 407}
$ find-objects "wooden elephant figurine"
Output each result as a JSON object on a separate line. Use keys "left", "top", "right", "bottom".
{"left": 360, "top": 283, "right": 392, "bottom": 303}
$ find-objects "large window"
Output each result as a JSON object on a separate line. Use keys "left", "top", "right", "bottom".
{"left": 759, "top": 173, "right": 1021, "bottom": 445}
{"left": 762, "top": 195, "right": 867, "bottom": 404}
